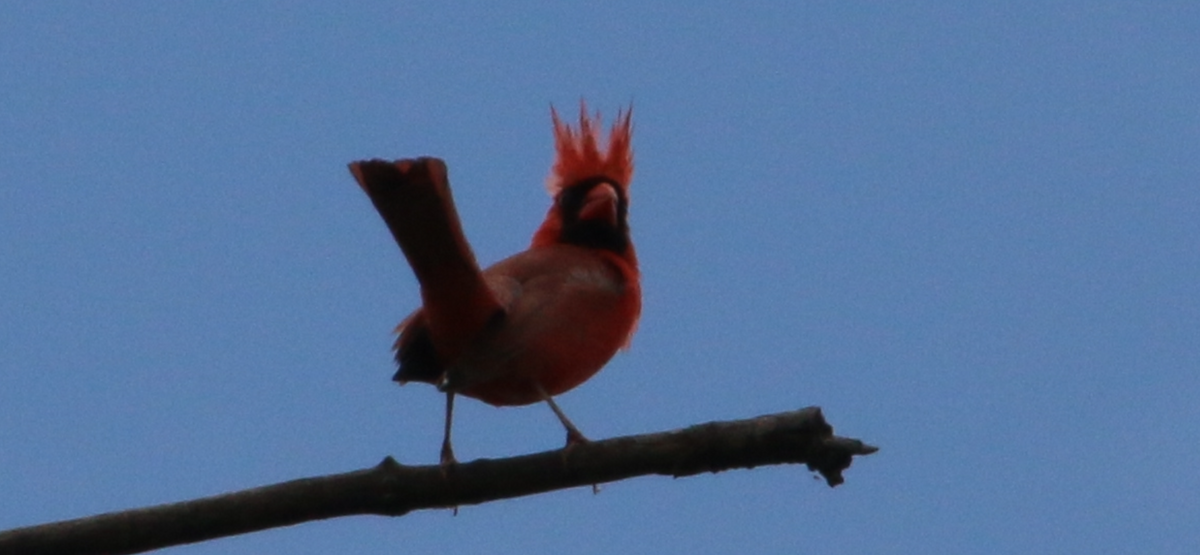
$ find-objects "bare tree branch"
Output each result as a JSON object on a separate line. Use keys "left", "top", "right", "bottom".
{"left": 0, "top": 407, "right": 877, "bottom": 555}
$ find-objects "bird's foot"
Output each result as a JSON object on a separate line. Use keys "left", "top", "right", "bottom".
{"left": 565, "top": 428, "right": 591, "bottom": 447}
{"left": 440, "top": 443, "right": 458, "bottom": 468}
{"left": 561, "top": 432, "right": 599, "bottom": 494}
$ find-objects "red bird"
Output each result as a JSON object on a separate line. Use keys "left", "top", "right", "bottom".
{"left": 348, "top": 105, "right": 640, "bottom": 464}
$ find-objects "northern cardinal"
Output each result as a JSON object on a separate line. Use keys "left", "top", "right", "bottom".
{"left": 348, "top": 104, "right": 639, "bottom": 464}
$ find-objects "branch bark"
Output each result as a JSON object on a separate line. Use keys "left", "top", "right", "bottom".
{"left": 0, "top": 407, "right": 876, "bottom": 555}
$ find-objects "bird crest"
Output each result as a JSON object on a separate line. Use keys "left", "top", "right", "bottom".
{"left": 547, "top": 102, "right": 634, "bottom": 195}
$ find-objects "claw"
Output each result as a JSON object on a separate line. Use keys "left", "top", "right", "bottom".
{"left": 565, "top": 428, "right": 590, "bottom": 447}
{"left": 440, "top": 443, "right": 458, "bottom": 468}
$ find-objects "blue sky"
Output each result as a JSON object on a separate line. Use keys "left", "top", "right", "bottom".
{"left": 2, "top": 2, "right": 1198, "bottom": 553}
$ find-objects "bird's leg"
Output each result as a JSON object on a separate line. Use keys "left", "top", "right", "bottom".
{"left": 438, "top": 390, "right": 462, "bottom": 514}
{"left": 535, "top": 383, "right": 589, "bottom": 446}
{"left": 440, "top": 390, "right": 458, "bottom": 466}
{"left": 535, "top": 383, "right": 599, "bottom": 493}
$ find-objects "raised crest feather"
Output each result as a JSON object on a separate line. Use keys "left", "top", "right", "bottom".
{"left": 547, "top": 102, "right": 634, "bottom": 195}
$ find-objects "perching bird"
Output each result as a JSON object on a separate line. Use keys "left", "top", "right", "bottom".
{"left": 348, "top": 104, "right": 640, "bottom": 464}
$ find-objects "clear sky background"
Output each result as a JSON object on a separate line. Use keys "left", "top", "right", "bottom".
{"left": 2, "top": 2, "right": 1197, "bottom": 554}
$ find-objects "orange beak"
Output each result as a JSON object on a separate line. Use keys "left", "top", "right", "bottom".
{"left": 578, "top": 183, "right": 619, "bottom": 227}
